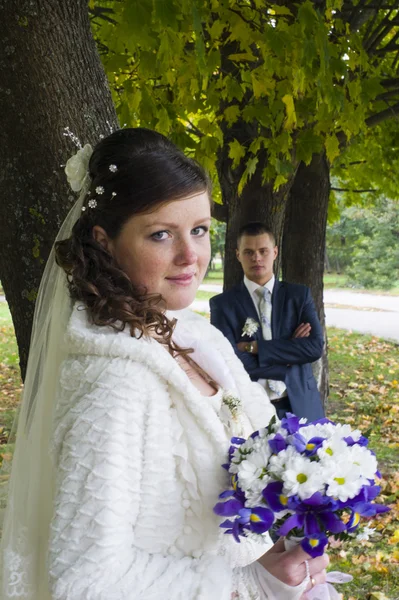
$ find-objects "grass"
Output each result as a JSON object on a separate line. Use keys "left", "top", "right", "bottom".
{"left": 0, "top": 303, "right": 23, "bottom": 449}
{"left": 195, "top": 290, "right": 217, "bottom": 301}
{"left": 0, "top": 305, "right": 398, "bottom": 598}
{"left": 326, "top": 328, "right": 399, "bottom": 599}
{"left": 204, "top": 268, "right": 224, "bottom": 286}
{"left": 324, "top": 273, "right": 399, "bottom": 295}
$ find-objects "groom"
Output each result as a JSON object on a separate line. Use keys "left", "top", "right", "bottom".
{"left": 210, "top": 222, "right": 325, "bottom": 420}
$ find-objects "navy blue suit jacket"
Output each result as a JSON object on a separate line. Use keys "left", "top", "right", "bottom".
{"left": 209, "top": 280, "right": 325, "bottom": 421}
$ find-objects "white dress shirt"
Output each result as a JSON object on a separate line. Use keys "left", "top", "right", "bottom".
{"left": 243, "top": 275, "right": 287, "bottom": 401}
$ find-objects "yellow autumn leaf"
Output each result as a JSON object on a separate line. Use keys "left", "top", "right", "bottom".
{"left": 325, "top": 134, "right": 340, "bottom": 163}
{"left": 282, "top": 94, "right": 297, "bottom": 130}
{"left": 389, "top": 529, "right": 399, "bottom": 544}
{"left": 0, "top": 453, "right": 12, "bottom": 462}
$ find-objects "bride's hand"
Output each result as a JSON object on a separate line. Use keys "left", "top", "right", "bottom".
{"left": 258, "top": 538, "right": 329, "bottom": 589}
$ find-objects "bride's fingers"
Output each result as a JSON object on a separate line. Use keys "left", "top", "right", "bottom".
{"left": 307, "top": 553, "right": 330, "bottom": 576}
{"left": 305, "top": 569, "right": 327, "bottom": 591}
{"left": 271, "top": 538, "right": 286, "bottom": 553}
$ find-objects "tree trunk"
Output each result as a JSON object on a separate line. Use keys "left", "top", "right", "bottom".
{"left": 217, "top": 140, "right": 294, "bottom": 291}
{"left": 282, "top": 152, "right": 331, "bottom": 405}
{"left": 0, "top": 0, "right": 118, "bottom": 378}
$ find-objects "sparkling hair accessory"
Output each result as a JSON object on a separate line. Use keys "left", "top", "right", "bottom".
{"left": 63, "top": 128, "right": 119, "bottom": 208}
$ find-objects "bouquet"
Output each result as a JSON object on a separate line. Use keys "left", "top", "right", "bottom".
{"left": 214, "top": 414, "right": 389, "bottom": 558}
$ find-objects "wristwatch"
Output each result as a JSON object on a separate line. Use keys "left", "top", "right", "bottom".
{"left": 245, "top": 342, "right": 254, "bottom": 353}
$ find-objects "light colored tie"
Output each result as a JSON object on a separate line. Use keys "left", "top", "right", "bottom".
{"left": 256, "top": 287, "right": 286, "bottom": 397}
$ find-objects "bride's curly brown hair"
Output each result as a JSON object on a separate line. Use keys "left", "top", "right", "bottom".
{"left": 55, "top": 128, "right": 211, "bottom": 353}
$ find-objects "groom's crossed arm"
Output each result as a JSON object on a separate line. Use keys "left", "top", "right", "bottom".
{"left": 255, "top": 287, "right": 324, "bottom": 369}
{"left": 210, "top": 297, "right": 288, "bottom": 382}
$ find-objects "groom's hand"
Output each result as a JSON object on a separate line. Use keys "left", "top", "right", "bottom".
{"left": 292, "top": 323, "right": 311, "bottom": 338}
{"left": 237, "top": 341, "right": 258, "bottom": 354}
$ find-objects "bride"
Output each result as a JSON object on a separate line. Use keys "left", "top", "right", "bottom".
{"left": 0, "top": 128, "right": 328, "bottom": 599}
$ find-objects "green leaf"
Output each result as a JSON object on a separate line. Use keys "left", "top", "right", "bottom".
{"left": 228, "top": 52, "right": 258, "bottom": 62}
{"left": 325, "top": 134, "right": 340, "bottom": 164}
{"left": 229, "top": 139, "right": 246, "bottom": 168}
{"left": 157, "top": 107, "right": 171, "bottom": 133}
{"left": 223, "top": 105, "right": 240, "bottom": 126}
{"left": 192, "top": 2, "right": 207, "bottom": 76}
{"left": 282, "top": 94, "right": 297, "bottom": 130}
{"left": 238, "top": 156, "right": 259, "bottom": 194}
{"left": 270, "top": 5, "right": 293, "bottom": 16}
{"left": 273, "top": 174, "right": 288, "bottom": 190}
{"left": 296, "top": 130, "right": 323, "bottom": 165}
{"left": 153, "top": 0, "right": 179, "bottom": 28}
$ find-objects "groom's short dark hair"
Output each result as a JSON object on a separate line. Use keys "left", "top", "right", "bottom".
{"left": 237, "top": 222, "right": 276, "bottom": 246}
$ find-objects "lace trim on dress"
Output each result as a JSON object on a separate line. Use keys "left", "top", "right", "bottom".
{"left": 2, "top": 526, "right": 34, "bottom": 599}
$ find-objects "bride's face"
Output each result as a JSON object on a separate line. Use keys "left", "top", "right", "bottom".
{"left": 96, "top": 191, "right": 211, "bottom": 311}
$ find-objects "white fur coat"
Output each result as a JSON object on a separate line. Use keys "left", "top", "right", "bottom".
{"left": 47, "top": 306, "right": 307, "bottom": 600}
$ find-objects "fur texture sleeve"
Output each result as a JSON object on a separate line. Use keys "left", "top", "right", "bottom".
{"left": 48, "top": 355, "right": 233, "bottom": 600}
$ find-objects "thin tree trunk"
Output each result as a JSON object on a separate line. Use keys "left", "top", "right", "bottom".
{"left": 0, "top": 0, "right": 118, "bottom": 378}
{"left": 282, "top": 152, "right": 331, "bottom": 406}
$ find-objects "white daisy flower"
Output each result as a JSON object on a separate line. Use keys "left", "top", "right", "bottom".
{"left": 268, "top": 445, "right": 297, "bottom": 478}
{"left": 282, "top": 455, "right": 324, "bottom": 500}
{"left": 236, "top": 448, "right": 272, "bottom": 492}
{"left": 325, "top": 461, "right": 365, "bottom": 501}
{"left": 349, "top": 444, "right": 378, "bottom": 480}
{"left": 356, "top": 526, "right": 376, "bottom": 541}
{"left": 317, "top": 436, "right": 350, "bottom": 463}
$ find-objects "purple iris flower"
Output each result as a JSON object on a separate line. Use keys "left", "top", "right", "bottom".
{"left": 303, "top": 436, "right": 325, "bottom": 456}
{"left": 352, "top": 501, "right": 390, "bottom": 518}
{"left": 344, "top": 435, "right": 368, "bottom": 447}
{"left": 231, "top": 437, "right": 246, "bottom": 445}
{"left": 301, "top": 533, "right": 329, "bottom": 558}
{"left": 289, "top": 432, "right": 307, "bottom": 453}
{"left": 250, "top": 430, "right": 260, "bottom": 439}
{"left": 213, "top": 497, "right": 244, "bottom": 517}
{"left": 343, "top": 484, "right": 389, "bottom": 524}
{"left": 219, "top": 518, "right": 245, "bottom": 543}
{"left": 280, "top": 413, "right": 304, "bottom": 434}
{"left": 276, "top": 492, "right": 345, "bottom": 539}
{"left": 268, "top": 433, "right": 287, "bottom": 454}
{"left": 237, "top": 506, "right": 274, "bottom": 534}
{"left": 263, "top": 481, "right": 296, "bottom": 512}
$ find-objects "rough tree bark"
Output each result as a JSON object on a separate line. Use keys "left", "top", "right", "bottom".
{"left": 0, "top": 0, "right": 118, "bottom": 378}
{"left": 282, "top": 152, "right": 331, "bottom": 405}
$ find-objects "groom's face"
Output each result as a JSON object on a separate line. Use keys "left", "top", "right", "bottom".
{"left": 236, "top": 233, "right": 278, "bottom": 286}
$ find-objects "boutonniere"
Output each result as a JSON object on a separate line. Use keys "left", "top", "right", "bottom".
{"left": 241, "top": 317, "right": 259, "bottom": 338}
{"left": 222, "top": 390, "right": 241, "bottom": 419}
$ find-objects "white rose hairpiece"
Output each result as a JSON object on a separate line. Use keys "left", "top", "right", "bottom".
{"left": 64, "top": 143, "right": 93, "bottom": 192}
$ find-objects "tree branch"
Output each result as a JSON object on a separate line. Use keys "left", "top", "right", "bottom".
{"left": 376, "top": 89, "right": 399, "bottom": 101}
{"left": 185, "top": 120, "right": 205, "bottom": 139}
{"left": 366, "top": 100, "right": 399, "bottom": 127}
{"left": 331, "top": 187, "right": 377, "bottom": 193}
{"left": 88, "top": 7, "right": 118, "bottom": 25}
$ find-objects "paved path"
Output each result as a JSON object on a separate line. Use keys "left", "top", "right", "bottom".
{"left": 2, "top": 289, "right": 399, "bottom": 343}
{"left": 192, "top": 286, "right": 399, "bottom": 344}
